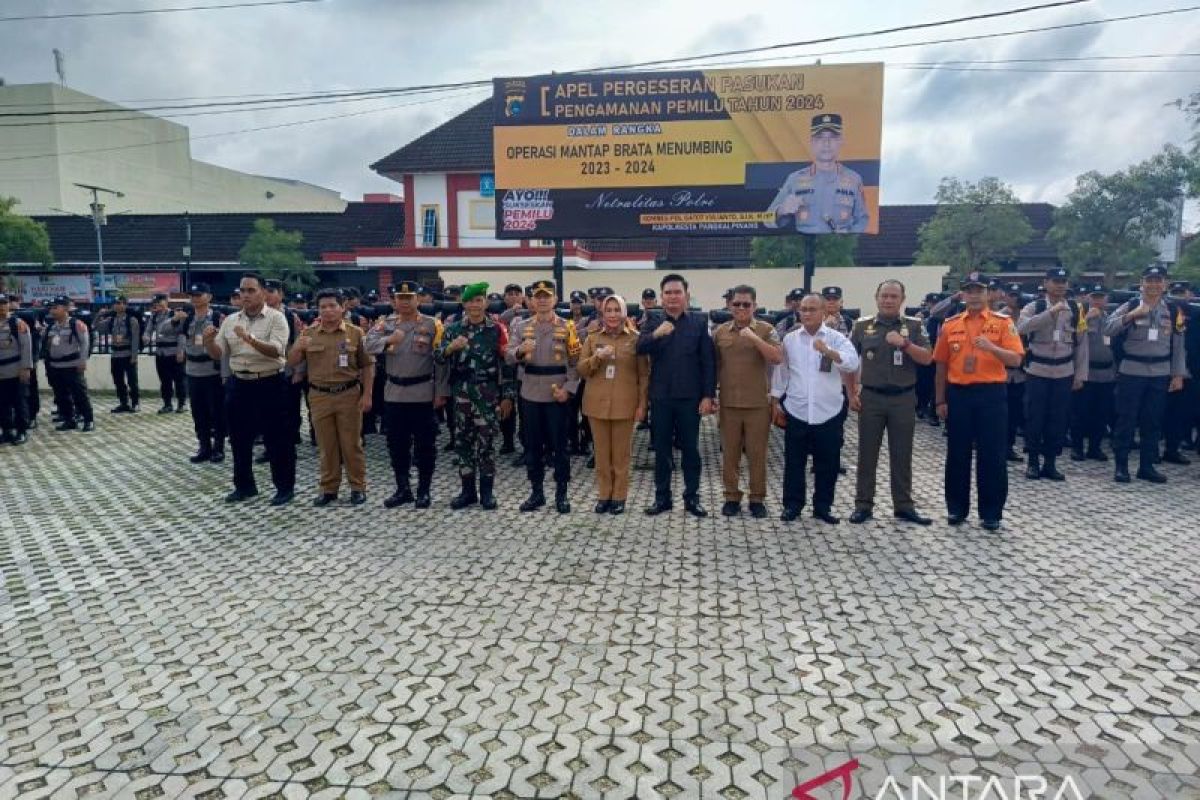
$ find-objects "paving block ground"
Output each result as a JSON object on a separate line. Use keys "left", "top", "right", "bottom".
{"left": 2, "top": 396, "right": 1198, "bottom": 799}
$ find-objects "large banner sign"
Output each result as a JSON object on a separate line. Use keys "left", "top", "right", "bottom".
{"left": 95, "top": 273, "right": 180, "bottom": 301}
{"left": 493, "top": 64, "right": 883, "bottom": 238}
{"left": 6, "top": 274, "right": 94, "bottom": 302}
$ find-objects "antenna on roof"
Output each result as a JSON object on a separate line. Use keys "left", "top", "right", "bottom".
{"left": 53, "top": 49, "right": 65, "bottom": 85}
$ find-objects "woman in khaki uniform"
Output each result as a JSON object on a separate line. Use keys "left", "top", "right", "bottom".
{"left": 577, "top": 295, "right": 649, "bottom": 515}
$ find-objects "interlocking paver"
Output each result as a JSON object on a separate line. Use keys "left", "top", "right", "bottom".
{"left": 2, "top": 398, "right": 1198, "bottom": 798}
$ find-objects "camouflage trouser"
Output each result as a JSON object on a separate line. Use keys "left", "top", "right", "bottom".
{"left": 453, "top": 384, "right": 499, "bottom": 477}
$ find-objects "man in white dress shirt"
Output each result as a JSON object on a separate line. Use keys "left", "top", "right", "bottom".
{"left": 770, "top": 294, "right": 861, "bottom": 524}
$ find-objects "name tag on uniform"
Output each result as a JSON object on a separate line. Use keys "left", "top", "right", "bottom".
{"left": 1103, "top": 335, "right": 1111, "bottom": 346}
{"left": 892, "top": 349, "right": 904, "bottom": 366}
{"left": 194, "top": 334, "right": 204, "bottom": 345}
{"left": 1149, "top": 328, "right": 1159, "bottom": 342}
{"left": 338, "top": 353, "right": 349, "bottom": 368}
{"left": 51, "top": 335, "right": 60, "bottom": 347}
{"left": 1052, "top": 330, "right": 1062, "bottom": 343}
{"left": 964, "top": 355, "right": 977, "bottom": 374}
{"left": 605, "top": 364, "right": 615, "bottom": 380}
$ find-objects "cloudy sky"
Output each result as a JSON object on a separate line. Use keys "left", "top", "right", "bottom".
{"left": 1, "top": 0, "right": 1198, "bottom": 214}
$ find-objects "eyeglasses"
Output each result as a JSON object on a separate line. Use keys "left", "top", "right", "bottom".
{"left": 730, "top": 301, "right": 753, "bottom": 308}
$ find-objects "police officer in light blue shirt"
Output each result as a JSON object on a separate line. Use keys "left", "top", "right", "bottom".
{"left": 765, "top": 113, "right": 869, "bottom": 234}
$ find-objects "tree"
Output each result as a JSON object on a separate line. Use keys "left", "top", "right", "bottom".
{"left": 1174, "top": 236, "right": 1200, "bottom": 284}
{"left": 751, "top": 234, "right": 858, "bottom": 268}
{"left": 238, "top": 218, "right": 315, "bottom": 293}
{"left": 1048, "top": 146, "right": 1189, "bottom": 288}
{"left": 0, "top": 197, "right": 53, "bottom": 270}
{"left": 913, "top": 177, "right": 1033, "bottom": 277}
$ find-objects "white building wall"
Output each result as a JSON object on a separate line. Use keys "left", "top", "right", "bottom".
{"left": 410, "top": 173, "right": 448, "bottom": 248}
{"left": 456, "top": 190, "right": 518, "bottom": 248}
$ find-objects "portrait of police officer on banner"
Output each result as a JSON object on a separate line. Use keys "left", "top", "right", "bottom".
{"left": 765, "top": 113, "right": 869, "bottom": 234}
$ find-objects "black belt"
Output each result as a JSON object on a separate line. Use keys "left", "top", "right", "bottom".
{"left": 310, "top": 379, "right": 360, "bottom": 395}
{"left": 0, "top": 354, "right": 19, "bottom": 366}
{"left": 111, "top": 349, "right": 133, "bottom": 356}
{"left": 388, "top": 373, "right": 433, "bottom": 387}
{"left": 186, "top": 353, "right": 212, "bottom": 363}
{"left": 1122, "top": 353, "right": 1170, "bottom": 364}
{"left": 156, "top": 350, "right": 177, "bottom": 357}
{"left": 862, "top": 384, "right": 914, "bottom": 396}
{"left": 1088, "top": 360, "right": 1113, "bottom": 370}
{"left": 524, "top": 365, "right": 568, "bottom": 376}
{"left": 47, "top": 353, "right": 81, "bottom": 363}
{"left": 1027, "top": 353, "right": 1073, "bottom": 366}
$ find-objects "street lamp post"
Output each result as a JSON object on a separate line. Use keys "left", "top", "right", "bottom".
{"left": 73, "top": 183, "right": 124, "bottom": 302}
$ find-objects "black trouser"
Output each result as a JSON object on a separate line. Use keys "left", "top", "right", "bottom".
{"left": 385, "top": 401, "right": 437, "bottom": 489}
{"left": 0, "top": 376, "right": 29, "bottom": 433}
{"left": 1164, "top": 377, "right": 1198, "bottom": 454}
{"left": 522, "top": 398, "right": 571, "bottom": 486}
{"left": 286, "top": 376, "right": 305, "bottom": 444}
{"left": 26, "top": 363, "right": 40, "bottom": 420}
{"left": 945, "top": 383, "right": 1008, "bottom": 521}
{"left": 500, "top": 392, "right": 517, "bottom": 449}
{"left": 1006, "top": 381, "right": 1025, "bottom": 449}
{"left": 371, "top": 373, "right": 387, "bottom": 433}
{"left": 110, "top": 355, "right": 139, "bottom": 408}
{"left": 1113, "top": 374, "right": 1169, "bottom": 471}
{"left": 782, "top": 411, "right": 842, "bottom": 513}
{"left": 650, "top": 397, "right": 701, "bottom": 503}
{"left": 915, "top": 363, "right": 935, "bottom": 415}
{"left": 188, "top": 374, "right": 226, "bottom": 452}
{"left": 1023, "top": 375, "right": 1072, "bottom": 458}
{"left": 1071, "top": 381, "right": 1114, "bottom": 453}
{"left": 567, "top": 381, "right": 590, "bottom": 451}
{"left": 155, "top": 355, "right": 186, "bottom": 406}
{"left": 47, "top": 367, "right": 93, "bottom": 424}
{"left": 227, "top": 374, "right": 295, "bottom": 495}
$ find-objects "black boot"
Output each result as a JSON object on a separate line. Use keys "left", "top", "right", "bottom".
{"left": 479, "top": 475, "right": 497, "bottom": 510}
{"left": 1114, "top": 454, "right": 1131, "bottom": 483}
{"left": 1025, "top": 453, "right": 1041, "bottom": 480}
{"left": 1040, "top": 455, "right": 1065, "bottom": 481}
{"left": 210, "top": 441, "right": 225, "bottom": 463}
{"left": 384, "top": 483, "right": 414, "bottom": 508}
{"left": 555, "top": 483, "right": 571, "bottom": 514}
{"left": 190, "top": 440, "right": 212, "bottom": 463}
{"left": 1069, "top": 446, "right": 1086, "bottom": 462}
{"left": 414, "top": 475, "right": 432, "bottom": 509}
{"left": 520, "top": 482, "right": 546, "bottom": 512}
{"left": 450, "top": 474, "right": 477, "bottom": 509}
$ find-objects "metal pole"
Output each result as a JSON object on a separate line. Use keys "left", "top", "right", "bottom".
{"left": 553, "top": 238, "right": 564, "bottom": 297}
{"left": 803, "top": 234, "right": 816, "bottom": 295}
{"left": 94, "top": 209, "right": 106, "bottom": 302}
{"left": 183, "top": 211, "right": 192, "bottom": 291}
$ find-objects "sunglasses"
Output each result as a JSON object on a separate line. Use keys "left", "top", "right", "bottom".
{"left": 730, "top": 301, "right": 753, "bottom": 308}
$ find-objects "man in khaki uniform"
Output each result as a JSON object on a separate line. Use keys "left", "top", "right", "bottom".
{"left": 848, "top": 279, "right": 934, "bottom": 525}
{"left": 713, "top": 285, "right": 782, "bottom": 518}
{"left": 288, "top": 288, "right": 375, "bottom": 506}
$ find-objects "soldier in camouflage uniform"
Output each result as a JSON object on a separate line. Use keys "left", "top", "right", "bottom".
{"left": 434, "top": 282, "right": 515, "bottom": 510}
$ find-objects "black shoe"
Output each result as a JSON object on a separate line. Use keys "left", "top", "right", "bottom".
{"left": 981, "top": 519, "right": 1002, "bottom": 532}
{"left": 81, "top": 421, "right": 94, "bottom": 432}
{"left": 609, "top": 501, "right": 625, "bottom": 515}
{"left": 414, "top": 480, "right": 432, "bottom": 509}
{"left": 586, "top": 455, "right": 595, "bottom": 469}
{"left": 225, "top": 489, "right": 257, "bottom": 503}
{"left": 11, "top": 433, "right": 27, "bottom": 446}
{"left": 849, "top": 509, "right": 872, "bottom": 524}
{"left": 594, "top": 499, "right": 611, "bottom": 514}
{"left": 1006, "top": 449, "right": 1022, "bottom": 463}
{"left": 350, "top": 491, "right": 366, "bottom": 505}
{"left": 442, "top": 439, "right": 457, "bottom": 452}
{"left": 54, "top": 421, "right": 77, "bottom": 432}
{"left": 721, "top": 501, "right": 740, "bottom": 517}
{"left": 111, "top": 405, "right": 132, "bottom": 414}
{"left": 499, "top": 442, "right": 515, "bottom": 455}
{"left": 1069, "top": 448, "right": 1086, "bottom": 462}
{"left": 1086, "top": 449, "right": 1108, "bottom": 462}
{"left": 1025, "top": 457, "right": 1040, "bottom": 480}
{"left": 384, "top": 487, "right": 414, "bottom": 508}
{"left": 175, "top": 403, "right": 187, "bottom": 413}
{"left": 520, "top": 489, "right": 546, "bottom": 512}
{"left": 555, "top": 485, "right": 571, "bottom": 514}
{"left": 748, "top": 502, "right": 767, "bottom": 519}
{"left": 813, "top": 509, "right": 840, "bottom": 525}
{"left": 255, "top": 452, "right": 270, "bottom": 465}
{"left": 210, "top": 450, "right": 225, "bottom": 464}
{"left": 1040, "top": 465, "right": 1066, "bottom": 481}
{"left": 637, "top": 421, "right": 650, "bottom": 430}
{"left": 1136, "top": 468, "right": 1168, "bottom": 484}
{"left": 947, "top": 513, "right": 966, "bottom": 526}
{"left": 270, "top": 490, "right": 295, "bottom": 506}
{"left": 643, "top": 500, "right": 672, "bottom": 516}
{"left": 928, "top": 417, "right": 941, "bottom": 428}
{"left": 894, "top": 509, "right": 932, "bottom": 526}
{"left": 780, "top": 506, "right": 801, "bottom": 522}
{"left": 479, "top": 476, "right": 497, "bottom": 510}
{"left": 684, "top": 499, "right": 707, "bottom": 518}
{"left": 157, "top": 405, "right": 173, "bottom": 415}
{"left": 313, "top": 493, "right": 337, "bottom": 507}
{"left": 1114, "top": 467, "right": 1131, "bottom": 483}
{"left": 1162, "top": 451, "right": 1191, "bottom": 465}
{"left": 450, "top": 475, "right": 478, "bottom": 510}
{"left": 190, "top": 449, "right": 213, "bottom": 464}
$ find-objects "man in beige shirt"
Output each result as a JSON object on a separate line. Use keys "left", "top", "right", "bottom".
{"left": 203, "top": 272, "right": 295, "bottom": 505}
{"left": 713, "top": 285, "right": 783, "bottom": 518}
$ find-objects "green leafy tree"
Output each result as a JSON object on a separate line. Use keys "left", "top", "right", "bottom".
{"left": 0, "top": 196, "right": 53, "bottom": 270}
{"left": 1048, "top": 146, "right": 1189, "bottom": 288}
{"left": 913, "top": 177, "right": 1033, "bottom": 277}
{"left": 238, "top": 218, "right": 314, "bottom": 293}
{"left": 1173, "top": 236, "right": 1200, "bottom": 284}
{"left": 751, "top": 234, "right": 858, "bottom": 268}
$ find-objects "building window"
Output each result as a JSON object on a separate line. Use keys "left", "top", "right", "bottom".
{"left": 540, "top": 239, "right": 555, "bottom": 246}
{"left": 468, "top": 200, "right": 494, "bottom": 230}
{"left": 421, "top": 205, "right": 439, "bottom": 247}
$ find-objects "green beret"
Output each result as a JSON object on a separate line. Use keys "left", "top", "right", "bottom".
{"left": 461, "top": 282, "right": 489, "bottom": 302}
